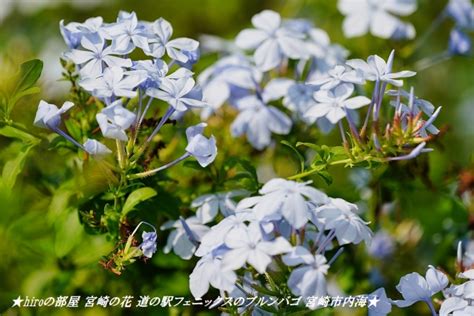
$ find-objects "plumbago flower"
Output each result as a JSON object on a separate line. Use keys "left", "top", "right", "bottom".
{"left": 102, "top": 11, "right": 149, "bottom": 54}
{"left": 235, "top": 10, "right": 308, "bottom": 71}
{"left": 34, "top": 11, "right": 220, "bottom": 274}
{"left": 283, "top": 246, "right": 330, "bottom": 297}
{"left": 145, "top": 18, "right": 199, "bottom": 63}
{"left": 65, "top": 34, "right": 132, "bottom": 79}
{"left": 231, "top": 94, "right": 292, "bottom": 150}
{"left": 393, "top": 266, "right": 449, "bottom": 308}
{"left": 338, "top": 0, "right": 417, "bottom": 39}
{"left": 160, "top": 177, "right": 374, "bottom": 313}
{"left": 96, "top": 100, "right": 136, "bottom": 141}
{"left": 305, "top": 83, "right": 371, "bottom": 124}
{"left": 79, "top": 66, "right": 147, "bottom": 101}
{"left": 191, "top": 190, "right": 248, "bottom": 224}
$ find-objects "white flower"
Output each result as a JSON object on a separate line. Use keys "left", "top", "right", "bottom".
{"left": 304, "top": 83, "right": 371, "bottom": 124}
{"left": 231, "top": 95, "right": 292, "bottom": 150}
{"left": 283, "top": 82, "right": 318, "bottom": 116}
{"left": 315, "top": 198, "right": 372, "bottom": 245}
{"left": 338, "top": 0, "right": 417, "bottom": 39}
{"left": 309, "top": 64, "right": 365, "bottom": 90}
{"left": 189, "top": 249, "right": 237, "bottom": 299}
{"left": 83, "top": 139, "right": 112, "bottom": 156}
{"left": 102, "top": 11, "right": 149, "bottom": 54}
{"left": 235, "top": 10, "right": 307, "bottom": 71}
{"left": 283, "top": 246, "right": 329, "bottom": 298}
{"left": 346, "top": 50, "right": 416, "bottom": 87}
{"left": 191, "top": 190, "right": 248, "bottom": 224}
{"left": 161, "top": 216, "right": 210, "bottom": 260}
{"left": 96, "top": 100, "right": 136, "bottom": 141}
{"left": 221, "top": 222, "right": 292, "bottom": 273}
{"left": 393, "top": 266, "right": 448, "bottom": 307}
{"left": 147, "top": 77, "right": 206, "bottom": 112}
{"left": 185, "top": 123, "right": 217, "bottom": 167}
{"left": 237, "top": 178, "right": 328, "bottom": 229}
{"left": 387, "top": 89, "right": 435, "bottom": 115}
{"left": 440, "top": 297, "right": 474, "bottom": 316}
{"left": 195, "top": 213, "right": 252, "bottom": 257}
{"left": 80, "top": 66, "right": 146, "bottom": 100}
{"left": 65, "top": 34, "right": 132, "bottom": 79}
{"left": 198, "top": 54, "right": 262, "bottom": 119}
{"left": 146, "top": 17, "right": 199, "bottom": 63}
{"left": 133, "top": 59, "right": 168, "bottom": 89}
{"left": 368, "top": 288, "right": 392, "bottom": 316}
{"left": 34, "top": 100, "right": 74, "bottom": 129}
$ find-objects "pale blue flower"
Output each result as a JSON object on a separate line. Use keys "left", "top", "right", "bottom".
{"left": 283, "top": 82, "right": 318, "bottom": 117}
{"left": 189, "top": 248, "right": 237, "bottom": 299}
{"left": 133, "top": 59, "right": 168, "bottom": 89}
{"left": 146, "top": 76, "right": 206, "bottom": 112}
{"left": 83, "top": 139, "right": 112, "bottom": 156}
{"left": 387, "top": 88, "right": 435, "bottom": 115}
{"left": 140, "top": 231, "right": 157, "bottom": 258}
{"left": 185, "top": 123, "right": 217, "bottom": 167}
{"left": 368, "top": 231, "right": 395, "bottom": 259}
{"left": 176, "top": 47, "right": 200, "bottom": 69}
{"left": 235, "top": 10, "right": 307, "bottom": 71}
{"left": 260, "top": 78, "right": 294, "bottom": 103}
{"left": 338, "top": 0, "right": 417, "bottom": 39}
{"left": 96, "top": 100, "right": 136, "bottom": 141}
{"left": 387, "top": 142, "right": 432, "bottom": 161}
{"left": 449, "top": 28, "right": 472, "bottom": 56}
{"left": 305, "top": 28, "right": 330, "bottom": 59}
{"left": 198, "top": 54, "right": 262, "bottom": 119}
{"left": 368, "top": 288, "right": 392, "bottom": 316}
{"left": 34, "top": 100, "right": 74, "bottom": 129}
{"left": 393, "top": 266, "right": 448, "bottom": 307}
{"left": 446, "top": 0, "right": 474, "bottom": 29}
{"left": 315, "top": 198, "right": 372, "bottom": 245}
{"left": 102, "top": 11, "right": 149, "bottom": 54}
{"left": 346, "top": 51, "right": 416, "bottom": 87}
{"left": 439, "top": 297, "right": 474, "bottom": 316}
{"left": 191, "top": 190, "right": 248, "bottom": 224}
{"left": 65, "top": 34, "right": 132, "bottom": 79}
{"left": 80, "top": 66, "right": 146, "bottom": 100}
{"left": 161, "top": 216, "right": 210, "bottom": 260}
{"left": 231, "top": 95, "right": 292, "bottom": 150}
{"left": 60, "top": 17, "right": 104, "bottom": 49}
{"left": 195, "top": 213, "right": 252, "bottom": 257}
{"left": 145, "top": 18, "right": 199, "bottom": 63}
{"left": 390, "top": 21, "right": 416, "bottom": 40}
{"left": 309, "top": 65, "right": 365, "bottom": 90}
{"left": 282, "top": 246, "right": 329, "bottom": 297}
{"left": 221, "top": 222, "right": 292, "bottom": 273}
{"left": 305, "top": 83, "right": 371, "bottom": 124}
{"left": 237, "top": 178, "right": 328, "bottom": 229}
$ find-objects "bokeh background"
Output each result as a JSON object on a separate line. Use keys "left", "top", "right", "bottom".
{"left": 0, "top": 0, "right": 473, "bottom": 315}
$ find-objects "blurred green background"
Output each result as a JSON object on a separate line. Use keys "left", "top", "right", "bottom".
{"left": 0, "top": 0, "right": 473, "bottom": 315}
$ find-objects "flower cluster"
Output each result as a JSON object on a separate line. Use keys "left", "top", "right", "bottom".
{"left": 197, "top": 10, "right": 440, "bottom": 165}
{"left": 161, "top": 178, "right": 372, "bottom": 313}
{"left": 368, "top": 265, "right": 474, "bottom": 316}
{"left": 32, "top": 12, "right": 220, "bottom": 274}
{"left": 338, "top": 0, "right": 417, "bottom": 39}
{"left": 35, "top": 11, "right": 217, "bottom": 174}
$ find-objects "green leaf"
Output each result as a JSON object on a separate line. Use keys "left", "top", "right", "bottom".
{"left": 8, "top": 87, "right": 41, "bottom": 110}
{"left": 1, "top": 143, "right": 35, "bottom": 190}
{"left": 14, "top": 59, "right": 43, "bottom": 94}
{"left": 121, "top": 187, "right": 157, "bottom": 216}
{"left": 317, "top": 170, "right": 333, "bottom": 185}
{"left": 0, "top": 125, "right": 40, "bottom": 144}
